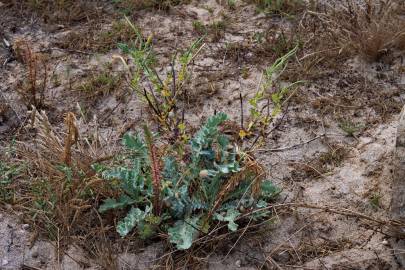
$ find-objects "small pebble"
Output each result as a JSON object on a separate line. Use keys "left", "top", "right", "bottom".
{"left": 382, "top": 239, "right": 389, "bottom": 245}
{"left": 22, "top": 224, "right": 30, "bottom": 230}
{"left": 31, "top": 251, "right": 39, "bottom": 258}
{"left": 235, "top": 260, "right": 241, "bottom": 267}
{"left": 2, "top": 259, "right": 8, "bottom": 266}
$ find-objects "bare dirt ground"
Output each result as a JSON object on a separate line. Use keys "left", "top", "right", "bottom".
{"left": 1, "top": 0, "right": 405, "bottom": 269}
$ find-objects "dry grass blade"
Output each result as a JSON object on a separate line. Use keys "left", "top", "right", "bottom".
{"left": 205, "top": 156, "right": 266, "bottom": 226}
{"left": 144, "top": 125, "right": 162, "bottom": 216}
{"left": 27, "top": 108, "right": 98, "bottom": 176}
{"left": 26, "top": 107, "right": 65, "bottom": 177}
{"left": 63, "top": 112, "right": 79, "bottom": 166}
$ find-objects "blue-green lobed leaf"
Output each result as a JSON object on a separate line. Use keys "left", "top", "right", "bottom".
{"left": 99, "top": 195, "right": 135, "bottom": 213}
{"left": 168, "top": 217, "right": 200, "bottom": 250}
{"left": 117, "top": 206, "right": 151, "bottom": 237}
{"left": 214, "top": 208, "right": 240, "bottom": 232}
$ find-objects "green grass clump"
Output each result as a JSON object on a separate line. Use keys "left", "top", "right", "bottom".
{"left": 192, "top": 20, "right": 227, "bottom": 41}
{"left": 79, "top": 71, "right": 122, "bottom": 95}
{"left": 227, "top": 0, "right": 237, "bottom": 9}
{"left": 339, "top": 120, "right": 363, "bottom": 137}
{"left": 192, "top": 20, "right": 207, "bottom": 35}
{"left": 96, "top": 113, "right": 278, "bottom": 250}
{"left": 369, "top": 193, "right": 382, "bottom": 209}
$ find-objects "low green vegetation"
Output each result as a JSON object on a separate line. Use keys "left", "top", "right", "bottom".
{"left": 117, "top": 17, "right": 203, "bottom": 136}
{"left": 192, "top": 20, "right": 227, "bottom": 41}
{"left": 192, "top": 20, "right": 207, "bottom": 35}
{"left": 0, "top": 141, "right": 22, "bottom": 203}
{"left": 209, "top": 20, "right": 227, "bottom": 41}
{"left": 96, "top": 113, "right": 278, "bottom": 249}
{"left": 227, "top": 0, "right": 237, "bottom": 9}
{"left": 339, "top": 120, "right": 363, "bottom": 137}
{"left": 119, "top": 17, "right": 301, "bottom": 144}
{"left": 0, "top": 161, "right": 20, "bottom": 203}
{"left": 369, "top": 193, "right": 382, "bottom": 209}
{"left": 79, "top": 70, "right": 122, "bottom": 95}
{"left": 241, "top": 46, "right": 302, "bottom": 139}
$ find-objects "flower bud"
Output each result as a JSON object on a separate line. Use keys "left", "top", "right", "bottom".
{"left": 199, "top": 169, "right": 209, "bottom": 178}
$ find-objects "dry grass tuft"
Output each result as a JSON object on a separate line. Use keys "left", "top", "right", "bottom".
{"left": 8, "top": 0, "right": 104, "bottom": 25}
{"left": 13, "top": 108, "right": 118, "bottom": 258}
{"left": 77, "top": 68, "right": 125, "bottom": 97}
{"left": 325, "top": 0, "right": 405, "bottom": 62}
{"left": 25, "top": 109, "right": 92, "bottom": 175}
{"left": 55, "top": 20, "right": 135, "bottom": 53}
{"left": 114, "top": 0, "right": 189, "bottom": 11}
{"left": 281, "top": 0, "right": 405, "bottom": 81}
{"left": 291, "top": 143, "right": 348, "bottom": 179}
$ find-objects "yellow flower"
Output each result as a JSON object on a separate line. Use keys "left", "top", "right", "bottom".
{"left": 239, "top": 129, "right": 250, "bottom": 139}
{"left": 162, "top": 88, "right": 171, "bottom": 97}
{"left": 178, "top": 122, "right": 186, "bottom": 131}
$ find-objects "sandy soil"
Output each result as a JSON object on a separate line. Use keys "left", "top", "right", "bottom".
{"left": 1, "top": 0, "right": 405, "bottom": 269}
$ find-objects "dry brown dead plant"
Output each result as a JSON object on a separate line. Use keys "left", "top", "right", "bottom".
{"left": 63, "top": 112, "right": 79, "bottom": 166}
{"left": 14, "top": 40, "right": 49, "bottom": 109}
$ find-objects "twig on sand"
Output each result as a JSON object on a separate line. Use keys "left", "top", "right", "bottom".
{"left": 258, "top": 134, "right": 326, "bottom": 152}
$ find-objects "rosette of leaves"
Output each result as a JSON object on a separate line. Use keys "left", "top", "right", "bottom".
{"left": 97, "top": 112, "right": 279, "bottom": 249}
